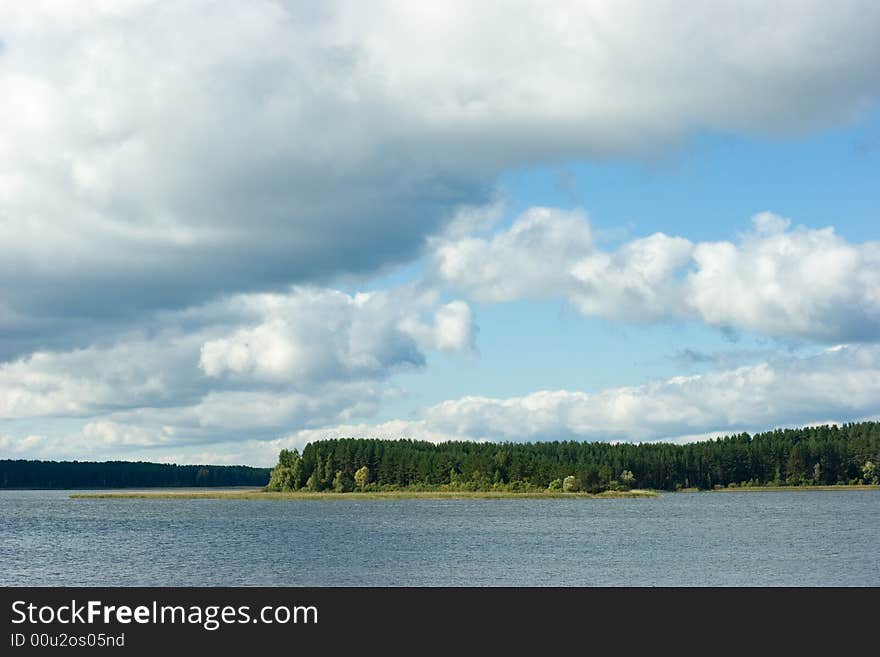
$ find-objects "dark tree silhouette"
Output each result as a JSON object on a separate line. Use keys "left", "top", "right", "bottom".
{"left": 0, "top": 460, "right": 270, "bottom": 489}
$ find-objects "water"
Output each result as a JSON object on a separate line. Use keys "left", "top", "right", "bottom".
{"left": 1, "top": 489, "right": 878, "bottom": 586}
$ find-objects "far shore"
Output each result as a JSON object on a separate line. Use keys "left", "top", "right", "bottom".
{"left": 711, "top": 484, "right": 880, "bottom": 492}
{"left": 70, "top": 489, "right": 660, "bottom": 500}
{"left": 66, "top": 483, "right": 880, "bottom": 500}
{"left": 673, "top": 484, "right": 880, "bottom": 493}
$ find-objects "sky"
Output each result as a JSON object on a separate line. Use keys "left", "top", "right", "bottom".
{"left": 1, "top": 0, "right": 879, "bottom": 466}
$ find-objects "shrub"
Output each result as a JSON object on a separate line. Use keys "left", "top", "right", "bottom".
{"left": 862, "top": 461, "right": 878, "bottom": 485}
{"left": 354, "top": 465, "right": 369, "bottom": 491}
{"left": 332, "top": 470, "right": 352, "bottom": 493}
{"left": 562, "top": 475, "right": 580, "bottom": 492}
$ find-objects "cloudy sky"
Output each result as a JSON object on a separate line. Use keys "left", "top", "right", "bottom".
{"left": 2, "top": 0, "right": 880, "bottom": 466}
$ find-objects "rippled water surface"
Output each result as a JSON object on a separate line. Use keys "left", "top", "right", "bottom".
{"left": 2, "top": 489, "right": 878, "bottom": 586}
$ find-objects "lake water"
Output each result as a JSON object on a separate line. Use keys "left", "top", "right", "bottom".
{"left": 1, "top": 489, "right": 878, "bottom": 586}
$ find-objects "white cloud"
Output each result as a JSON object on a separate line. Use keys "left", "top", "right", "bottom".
{"left": 6, "top": 342, "right": 880, "bottom": 465}
{"left": 687, "top": 214, "right": 880, "bottom": 340}
{"left": 0, "top": 337, "right": 197, "bottom": 419}
{"left": 0, "top": 430, "right": 290, "bottom": 467}
{"left": 198, "top": 287, "right": 474, "bottom": 383}
{"left": 435, "top": 208, "right": 880, "bottom": 340}
{"left": 569, "top": 232, "right": 694, "bottom": 321}
{"left": 106, "top": 382, "right": 393, "bottom": 439}
{"left": 81, "top": 420, "right": 177, "bottom": 448}
{"left": 281, "top": 419, "right": 463, "bottom": 450}
{"left": 435, "top": 207, "right": 596, "bottom": 303}
{"left": 277, "top": 344, "right": 880, "bottom": 447}
{"left": 434, "top": 206, "right": 695, "bottom": 321}
{"left": 0, "top": 283, "right": 472, "bottom": 457}
{"left": 432, "top": 301, "right": 476, "bottom": 353}
{"left": 398, "top": 300, "right": 476, "bottom": 354}
{"left": 2, "top": 1, "right": 879, "bottom": 350}
{"left": 3, "top": 2, "right": 880, "bottom": 463}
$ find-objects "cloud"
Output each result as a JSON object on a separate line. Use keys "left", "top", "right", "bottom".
{"left": 687, "top": 213, "right": 880, "bottom": 340}
{"left": 434, "top": 206, "right": 693, "bottom": 321}
{"left": 275, "top": 344, "right": 880, "bottom": 449}
{"left": 569, "top": 232, "right": 694, "bottom": 321}
{"left": 0, "top": 285, "right": 473, "bottom": 446}
{"left": 435, "top": 208, "right": 880, "bottom": 341}
{"left": 435, "top": 207, "right": 597, "bottom": 303}
{"left": 3, "top": 2, "right": 880, "bottom": 464}
{"left": 0, "top": 336, "right": 199, "bottom": 419}
{"left": 2, "top": 1, "right": 880, "bottom": 352}
{"left": 198, "top": 287, "right": 474, "bottom": 383}
{"left": 6, "top": 341, "right": 880, "bottom": 465}
{"left": 99, "top": 382, "right": 394, "bottom": 441}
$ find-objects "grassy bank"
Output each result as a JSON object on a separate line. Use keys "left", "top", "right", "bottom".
{"left": 71, "top": 488, "right": 659, "bottom": 500}
{"left": 673, "top": 483, "right": 880, "bottom": 493}
{"left": 713, "top": 484, "right": 880, "bottom": 492}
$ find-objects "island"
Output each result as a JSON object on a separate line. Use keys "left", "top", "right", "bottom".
{"left": 66, "top": 421, "right": 880, "bottom": 500}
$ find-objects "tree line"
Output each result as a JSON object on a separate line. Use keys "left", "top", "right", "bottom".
{"left": 267, "top": 422, "right": 880, "bottom": 493}
{"left": 0, "top": 460, "right": 271, "bottom": 489}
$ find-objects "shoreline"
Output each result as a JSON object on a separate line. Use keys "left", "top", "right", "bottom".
{"left": 70, "top": 489, "right": 660, "bottom": 500}
{"left": 710, "top": 484, "right": 880, "bottom": 493}
{"left": 66, "top": 484, "right": 880, "bottom": 500}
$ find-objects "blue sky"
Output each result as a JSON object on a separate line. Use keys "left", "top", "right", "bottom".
{"left": 374, "top": 113, "right": 880, "bottom": 420}
{"left": 503, "top": 118, "right": 880, "bottom": 244}
{"left": 1, "top": 1, "right": 879, "bottom": 465}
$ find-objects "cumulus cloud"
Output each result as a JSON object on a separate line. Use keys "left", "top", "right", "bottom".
{"left": 435, "top": 208, "right": 880, "bottom": 341}
{"left": 199, "top": 288, "right": 474, "bottom": 383}
{"left": 3, "top": 2, "right": 880, "bottom": 464}
{"left": 276, "top": 344, "right": 880, "bottom": 448}
{"left": 6, "top": 342, "right": 880, "bottom": 464}
{"left": 95, "top": 382, "right": 394, "bottom": 443}
{"left": 687, "top": 213, "right": 880, "bottom": 340}
{"left": 435, "top": 207, "right": 596, "bottom": 303}
{"left": 0, "top": 285, "right": 473, "bottom": 448}
{"left": 0, "top": 336, "right": 199, "bottom": 419}
{"left": 434, "top": 207, "right": 695, "bottom": 321}
{"left": 2, "top": 1, "right": 880, "bottom": 351}
{"left": 569, "top": 232, "right": 694, "bottom": 321}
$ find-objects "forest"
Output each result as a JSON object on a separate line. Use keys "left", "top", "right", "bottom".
{"left": 4, "top": 422, "right": 878, "bottom": 492}
{"left": 0, "top": 459, "right": 271, "bottom": 489}
{"left": 267, "top": 422, "right": 880, "bottom": 493}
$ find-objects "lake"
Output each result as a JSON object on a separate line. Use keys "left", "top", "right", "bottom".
{"left": 1, "top": 489, "right": 878, "bottom": 586}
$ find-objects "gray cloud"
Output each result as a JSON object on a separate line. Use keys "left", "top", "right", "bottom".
{"left": 2, "top": 1, "right": 880, "bottom": 357}
{"left": 3, "top": 1, "right": 880, "bottom": 463}
{"left": 0, "top": 284, "right": 473, "bottom": 450}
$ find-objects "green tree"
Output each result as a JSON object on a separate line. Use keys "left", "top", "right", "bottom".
{"left": 261, "top": 422, "right": 880, "bottom": 494}
{"left": 354, "top": 465, "right": 369, "bottom": 491}
{"left": 267, "top": 448, "right": 303, "bottom": 491}
{"left": 266, "top": 464, "right": 291, "bottom": 491}
{"left": 562, "top": 475, "right": 580, "bottom": 492}
{"left": 862, "top": 460, "right": 878, "bottom": 484}
{"left": 332, "top": 470, "right": 347, "bottom": 493}
{"left": 324, "top": 456, "right": 335, "bottom": 488}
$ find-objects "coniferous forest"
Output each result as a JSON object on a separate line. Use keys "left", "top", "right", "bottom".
{"left": 267, "top": 422, "right": 880, "bottom": 493}
{"left": 0, "top": 460, "right": 271, "bottom": 489}
{"left": 3, "top": 423, "right": 878, "bottom": 492}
